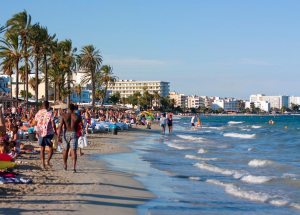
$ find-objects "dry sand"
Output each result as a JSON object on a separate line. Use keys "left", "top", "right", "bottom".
{"left": 0, "top": 125, "right": 161, "bottom": 215}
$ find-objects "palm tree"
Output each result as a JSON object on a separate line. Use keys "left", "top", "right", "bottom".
{"left": 74, "top": 84, "right": 82, "bottom": 104}
{"left": 0, "top": 33, "right": 22, "bottom": 100}
{"left": 29, "top": 23, "right": 43, "bottom": 103}
{"left": 153, "top": 91, "right": 161, "bottom": 108}
{"left": 78, "top": 45, "right": 102, "bottom": 106}
{"left": 100, "top": 65, "right": 117, "bottom": 106}
{"left": 19, "top": 65, "right": 27, "bottom": 98}
{"left": 0, "top": 57, "right": 14, "bottom": 97}
{"left": 48, "top": 66, "right": 62, "bottom": 101}
{"left": 0, "top": 24, "right": 9, "bottom": 34}
{"left": 6, "top": 10, "right": 31, "bottom": 105}
{"left": 59, "top": 39, "right": 76, "bottom": 105}
{"left": 28, "top": 77, "right": 42, "bottom": 93}
{"left": 95, "top": 88, "right": 105, "bottom": 103}
{"left": 40, "top": 27, "right": 56, "bottom": 101}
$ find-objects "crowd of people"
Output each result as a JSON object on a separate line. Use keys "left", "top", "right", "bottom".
{"left": 0, "top": 102, "right": 165, "bottom": 172}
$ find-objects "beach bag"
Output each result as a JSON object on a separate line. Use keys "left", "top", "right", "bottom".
{"left": 78, "top": 136, "right": 84, "bottom": 149}
{"left": 51, "top": 134, "right": 58, "bottom": 149}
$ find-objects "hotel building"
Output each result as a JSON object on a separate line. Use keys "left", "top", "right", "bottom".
{"left": 106, "top": 80, "right": 170, "bottom": 98}
{"left": 250, "top": 94, "right": 289, "bottom": 109}
{"left": 169, "top": 92, "right": 188, "bottom": 107}
{"left": 212, "top": 97, "right": 239, "bottom": 111}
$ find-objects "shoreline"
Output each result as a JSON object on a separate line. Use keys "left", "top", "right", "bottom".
{"left": 0, "top": 126, "right": 158, "bottom": 214}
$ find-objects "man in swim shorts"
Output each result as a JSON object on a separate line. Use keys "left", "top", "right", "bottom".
{"left": 191, "top": 115, "right": 195, "bottom": 130}
{"left": 58, "top": 104, "right": 81, "bottom": 173}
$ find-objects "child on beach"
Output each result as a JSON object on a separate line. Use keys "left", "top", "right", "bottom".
{"left": 196, "top": 115, "right": 202, "bottom": 128}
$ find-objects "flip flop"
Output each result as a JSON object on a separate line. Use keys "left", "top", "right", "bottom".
{"left": 72, "top": 169, "right": 76, "bottom": 173}
{"left": 46, "top": 163, "right": 52, "bottom": 169}
{"left": 63, "top": 166, "right": 67, "bottom": 171}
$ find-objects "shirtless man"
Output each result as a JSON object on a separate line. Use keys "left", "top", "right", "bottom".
{"left": 58, "top": 104, "right": 81, "bottom": 173}
{"left": 84, "top": 107, "right": 91, "bottom": 135}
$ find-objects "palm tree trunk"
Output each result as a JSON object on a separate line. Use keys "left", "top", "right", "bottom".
{"left": 10, "top": 75, "right": 12, "bottom": 99}
{"left": 24, "top": 41, "right": 29, "bottom": 109}
{"left": 15, "top": 60, "right": 19, "bottom": 105}
{"left": 91, "top": 70, "right": 95, "bottom": 106}
{"left": 102, "top": 83, "right": 108, "bottom": 107}
{"left": 35, "top": 56, "right": 38, "bottom": 103}
{"left": 54, "top": 82, "right": 57, "bottom": 101}
{"left": 44, "top": 54, "right": 48, "bottom": 101}
{"left": 67, "top": 70, "right": 71, "bottom": 105}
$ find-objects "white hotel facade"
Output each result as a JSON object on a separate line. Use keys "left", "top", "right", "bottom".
{"left": 250, "top": 94, "right": 289, "bottom": 109}
{"left": 212, "top": 97, "right": 239, "bottom": 111}
{"left": 106, "top": 80, "right": 170, "bottom": 98}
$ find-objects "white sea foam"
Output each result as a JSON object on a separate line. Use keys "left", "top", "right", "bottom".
{"left": 225, "top": 184, "right": 269, "bottom": 202}
{"left": 177, "top": 135, "right": 205, "bottom": 142}
{"left": 166, "top": 143, "right": 190, "bottom": 150}
{"left": 228, "top": 121, "right": 244, "bottom": 124}
{"left": 248, "top": 159, "right": 275, "bottom": 167}
{"left": 207, "top": 127, "right": 222, "bottom": 130}
{"left": 241, "top": 175, "right": 273, "bottom": 184}
{"left": 242, "top": 129, "right": 251, "bottom": 131}
{"left": 194, "top": 163, "right": 238, "bottom": 176}
{"left": 189, "top": 177, "right": 201, "bottom": 181}
{"left": 290, "top": 203, "right": 300, "bottom": 210}
{"left": 252, "top": 125, "right": 262, "bottom": 129}
{"left": 185, "top": 155, "right": 218, "bottom": 161}
{"left": 198, "top": 148, "right": 207, "bottom": 154}
{"left": 248, "top": 147, "right": 254, "bottom": 151}
{"left": 269, "top": 199, "right": 289, "bottom": 206}
{"left": 206, "top": 179, "right": 269, "bottom": 202}
{"left": 223, "top": 133, "right": 256, "bottom": 139}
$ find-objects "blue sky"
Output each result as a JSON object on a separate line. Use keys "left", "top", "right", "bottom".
{"left": 1, "top": 0, "right": 300, "bottom": 99}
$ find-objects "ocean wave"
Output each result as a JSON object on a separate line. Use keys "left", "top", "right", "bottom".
{"left": 248, "top": 159, "right": 275, "bottom": 167}
{"left": 166, "top": 143, "right": 190, "bottom": 150}
{"left": 252, "top": 125, "right": 262, "bottom": 129}
{"left": 189, "top": 177, "right": 201, "bottom": 181}
{"left": 198, "top": 148, "right": 207, "bottom": 154}
{"left": 269, "top": 199, "right": 290, "bottom": 206}
{"left": 194, "top": 163, "right": 241, "bottom": 178}
{"left": 223, "top": 133, "right": 256, "bottom": 139}
{"left": 206, "top": 179, "right": 269, "bottom": 202}
{"left": 185, "top": 155, "right": 218, "bottom": 161}
{"left": 290, "top": 203, "right": 300, "bottom": 210}
{"left": 177, "top": 134, "right": 205, "bottom": 142}
{"left": 241, "top": 175, "right": 274, "bottom": 184}
{"left": 228, "top": 121, "right": 244, "bottom": 124}
{"left": 242, "top": 129, "right": 251, "bottom": 131}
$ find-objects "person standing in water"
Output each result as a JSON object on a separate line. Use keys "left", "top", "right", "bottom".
{"left": 168, "top": 114, "right": 173, "bottom": 134}
{"left": 160, "top": 113, "right": 167, "bottom": 135}
{"left": 191, "top": 115, "right": 195, "bottom": 130}
{"left": 196, "top": 115, "right": 202, "bottom": 128}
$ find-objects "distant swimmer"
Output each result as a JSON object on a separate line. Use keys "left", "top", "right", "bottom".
{"left": 196, "top": 115, "right": 202, "bottom": 128}
{"left": 269, "top": 119, "right": 274, "bottom": 124}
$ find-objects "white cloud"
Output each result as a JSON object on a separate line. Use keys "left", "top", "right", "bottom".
{"left": 103, "top": 55, "right": 168, "bottom": 67}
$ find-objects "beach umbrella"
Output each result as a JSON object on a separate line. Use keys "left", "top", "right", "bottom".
{"left": 52, "top": 104, "right": 68, "bottom": 109}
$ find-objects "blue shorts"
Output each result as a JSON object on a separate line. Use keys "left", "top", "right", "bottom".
{"left": 38, "top": 134, "right": 54, "bottom": 147}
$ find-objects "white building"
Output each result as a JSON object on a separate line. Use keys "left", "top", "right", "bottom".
{"left": 106, "top": 80, "right": 170, "bottom": 99}
{"left": 250, "top": 94, "right": 289, "bottom": 109}
{"left": 0, "top": 75, "right": 11, "bottom": 97}
{"left": 169, "top": 92, "right": 188, "bottom": 107}
{"left": 288, "top": 96, "right": 300, "bottom": 108}
{"left": 212, "top": 97, "right": 238, "bottom": 111}
{"left": 245, "top": 101, "right": 270, "bottom": 112}
{"left": 187, "top": 95, "right": 204, "bottom": 109}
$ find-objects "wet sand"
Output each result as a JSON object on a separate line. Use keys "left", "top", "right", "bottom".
{"left": 0, "top": 125, "right": 160, "bottom": 215}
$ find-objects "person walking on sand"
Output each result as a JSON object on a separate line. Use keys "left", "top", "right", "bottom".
{"left": 196, "top": 115, "right": 202, "bottom": 128}
{"left": 58, "top": 104, "right": 81, "bottom": 173}
{"left": 85, "top": 107, "right": 91, "bottom": 135}
{"left": 32, "top": 101, "right": 56, "bottom": 170}
{"left": 160, "top": 113, "right": 167, "bottom": 135}
{"left": 168, "top": 114, "right": 173, "bottom": 134}
{"left": 191, "top": 115, "right": 196, "bottom": 130}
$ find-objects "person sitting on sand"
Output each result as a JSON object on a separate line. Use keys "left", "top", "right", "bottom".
{"left": 11, "top": 126, "right": 21, "bottom": 152}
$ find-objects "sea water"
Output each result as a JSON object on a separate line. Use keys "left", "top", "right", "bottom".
{"left": 97, "top": 115, "right": 300, "bottom": 214}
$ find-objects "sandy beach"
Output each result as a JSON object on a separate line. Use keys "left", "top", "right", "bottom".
{"left": 0, "top": 126, "right": 159, "bottom": 215}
